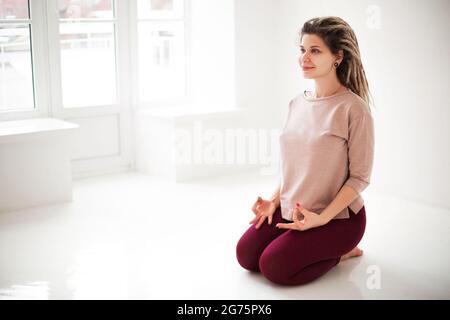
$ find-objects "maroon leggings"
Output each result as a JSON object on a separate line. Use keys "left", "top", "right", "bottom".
{"left": 236, "top": 205, "right": 366, "bottom": 286}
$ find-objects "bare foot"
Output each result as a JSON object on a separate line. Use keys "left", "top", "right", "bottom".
{"left": 340, "top": 247, "right": 364, "bottom": 261}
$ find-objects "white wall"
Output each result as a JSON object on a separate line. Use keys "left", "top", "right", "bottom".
{"left": 234, "top": 0, "right": 280, "bottom": 127}
{"left": 234, "top": 0, "right": 450, "bottom": 208}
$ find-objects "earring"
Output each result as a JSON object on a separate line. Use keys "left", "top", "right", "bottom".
{"left": 334, "top": 62, "right": 339, "bottom": 68}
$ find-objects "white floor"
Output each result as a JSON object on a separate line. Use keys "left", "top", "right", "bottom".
{"left": 0, "top": 171, "right": 449, "bottom": 300}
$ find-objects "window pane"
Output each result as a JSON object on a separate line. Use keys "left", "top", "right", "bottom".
{"left": 138, "top": 21, "right": 185, "bottom": 101}
{"left": 58, "top": 0, "right": 114, "bottom": 19}
{"left": 137, "top": 0, "right": 184, "bottom": 20}
{"left": 0, "top": 25, "right": 34, "bottom": 111}
{"left": 0, "top": 0, "right": 29, "bottom": 20}
{"left": 60, "top": 22, "right": 117, "bottom": 107}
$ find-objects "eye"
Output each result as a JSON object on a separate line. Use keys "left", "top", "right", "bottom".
{"left": 299, "top": 48, "right": 320, "bottom": 54}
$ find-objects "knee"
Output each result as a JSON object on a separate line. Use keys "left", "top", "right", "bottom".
{"left": 259, "top": 251, "right": 336, "bottom": 286}
{"left": 258, "top": 249, "right": 316, "bottom": 286}
{"left": 236, "top": 236, "right": 260, "bottom": 272}
{"left": 258, "top": 249, "right": 293, "bottom": 285}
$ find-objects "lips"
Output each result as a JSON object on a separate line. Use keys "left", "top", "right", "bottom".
{"left": 302, "top": 66, "right": 315, "bottom": 71}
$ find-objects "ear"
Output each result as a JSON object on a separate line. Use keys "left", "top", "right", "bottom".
{"left": 335, "top": 49, "right": 344, "bottom": 63}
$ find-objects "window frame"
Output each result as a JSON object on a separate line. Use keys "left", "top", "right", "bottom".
{"left": 0, "top": 0, "right": 192, "bottom": 121}
{"left": 46, "top": 0, "right": 124, "bottom": 118}
{"left": 0, "top": 0, "right": 50, "bottom": 120}
{"left": 129, "top": 0, "right": 192, "bottom": 109}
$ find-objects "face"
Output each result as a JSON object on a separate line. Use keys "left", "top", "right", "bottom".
{"left": 299, "top": 34, "right": 342, "bottom": 79}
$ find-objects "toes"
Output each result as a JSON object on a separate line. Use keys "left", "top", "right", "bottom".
{"left": 341, "top": 248, "right": 363, "bottom": 260}
{"left": 353, "top": 248, "right": 363, "bottom": 257}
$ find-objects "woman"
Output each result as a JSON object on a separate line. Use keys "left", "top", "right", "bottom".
{"left": 236, "top": 16, "right": 375, "bottom": 286}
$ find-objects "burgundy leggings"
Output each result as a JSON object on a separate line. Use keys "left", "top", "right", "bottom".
{"left": 236, "top": 205, "right": 366, "bottom": 286}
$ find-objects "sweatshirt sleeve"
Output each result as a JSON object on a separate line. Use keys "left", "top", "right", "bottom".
{"left": 343, "top": 111, "right": 375, "bottom": 195}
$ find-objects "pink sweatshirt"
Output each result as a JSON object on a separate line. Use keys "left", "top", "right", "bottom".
{"left": 279, "top": 88, "right": 374, "bottom": 220}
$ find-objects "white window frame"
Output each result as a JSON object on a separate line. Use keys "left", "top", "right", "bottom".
{"left": 0, "top": 0, "right": 50, "bottom": 121}
{"left": 45, "top": 0, "right": 133, "bottom": 173}
{"left": 129, "top": 0, "right": 192, "bottom": 110}
{"left": 46, "top": 0, "right": 126, "bottom": 119}
{"left": 0, "top": 0, "right": 192, "bottom": 119}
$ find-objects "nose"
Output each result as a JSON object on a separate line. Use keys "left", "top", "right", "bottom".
{"left": 300, "top": 52, "right": 311, "bottom": 65}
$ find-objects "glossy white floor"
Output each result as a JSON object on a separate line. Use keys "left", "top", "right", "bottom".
{"left": 0, "top": 171, "right": 449, "bottom": 300}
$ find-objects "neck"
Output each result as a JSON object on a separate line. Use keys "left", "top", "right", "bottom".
{"left": 313, "top": 73, "right": 343, "bottom": 98}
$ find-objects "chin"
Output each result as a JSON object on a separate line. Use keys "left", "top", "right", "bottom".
{"left": 302, "top": 74, "right": 316, "bottom": 79}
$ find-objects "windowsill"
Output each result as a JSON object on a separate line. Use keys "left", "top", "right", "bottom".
{"left": 134, "top": 105, "right": 243, "bottom": 120}
{"left": 0, "top": 118, "right": 79, "bottom": 143}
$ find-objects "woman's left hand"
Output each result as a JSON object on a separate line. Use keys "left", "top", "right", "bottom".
{"left": 276, "top": 202, "right": 328, "bottom": 231}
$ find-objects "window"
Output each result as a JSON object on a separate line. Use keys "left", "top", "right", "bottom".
{"left": 58, "top": 0, "right": 117, "bottom": 108}
{"left": 137, "top": 0, "right": 187, "bottom": 102}
{"left": 0, "top": 0, "right": 34, "bottom": 111}
{"left": 0, "top": 0, "right": 190, "bottom": 115}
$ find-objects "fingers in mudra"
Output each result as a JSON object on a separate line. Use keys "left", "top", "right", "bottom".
{"left": 249, "top": 197, "right": 275, "bottom": 229}
{"left": 251, "top": 196, "right": 263, "bottom": 215}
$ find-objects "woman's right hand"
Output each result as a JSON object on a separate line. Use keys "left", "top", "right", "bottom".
{"left": 249, "top": 196, "right": 277, "bottom": 229}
